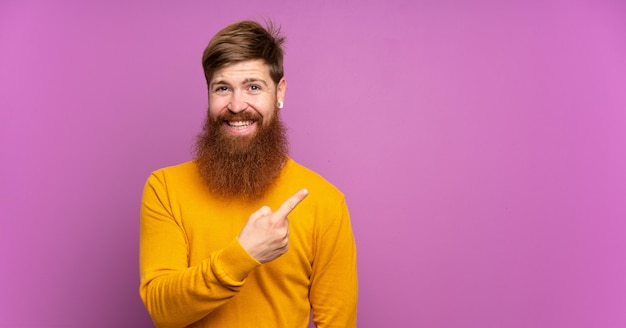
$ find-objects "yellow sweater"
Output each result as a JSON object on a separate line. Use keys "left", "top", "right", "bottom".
{"left": 139, "top": 159, "right": 358, "bottom": 327}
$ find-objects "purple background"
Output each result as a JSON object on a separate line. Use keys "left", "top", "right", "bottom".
{"left": 2, "top": 0, "right": 625, "bottom": 327}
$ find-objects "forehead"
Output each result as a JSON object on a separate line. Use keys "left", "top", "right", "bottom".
{"left": 210, "top": 59, "right": 271, "bottom": 84}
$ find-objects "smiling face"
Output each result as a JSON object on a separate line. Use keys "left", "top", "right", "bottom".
{"left": 195, "top": 21, "right": 290, "bottom": 199}
{"left": 208, "top": 59, "right": 286, "bottom": 141}
{"left": 195, "top": 59, "right": 289, "bottom": 200}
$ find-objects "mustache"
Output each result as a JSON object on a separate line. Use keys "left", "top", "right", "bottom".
{"left": 215, "top": 111, "right": 262, "bottom": 122}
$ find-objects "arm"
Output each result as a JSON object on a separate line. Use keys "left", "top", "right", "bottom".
{"left": 139, "top": 173, "right": 260, "bottom": 328}
{"left": 310, "top": 197, "right": 358, "bottom": 327}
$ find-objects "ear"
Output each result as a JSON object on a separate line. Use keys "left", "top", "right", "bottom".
{"left": 276, "top": 77, "right": 287, "bottom": 106}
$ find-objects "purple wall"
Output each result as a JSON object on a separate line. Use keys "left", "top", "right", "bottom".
{"left": 2, "top": 0, "right": 625, "bottom": 327}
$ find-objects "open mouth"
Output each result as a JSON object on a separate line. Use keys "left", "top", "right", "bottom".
{"left": 226, "top": 120, "right": 255, "bottom": 129}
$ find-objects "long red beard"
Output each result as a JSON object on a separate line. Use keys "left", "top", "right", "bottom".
{"left": 194, "top": 110, "right": 288, "bottom": 200}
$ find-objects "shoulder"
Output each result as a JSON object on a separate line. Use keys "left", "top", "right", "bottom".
{"left": 150, "top": 160, "right": 196, "bottom": 177}
{"left": 142, "top": 161, "right": 209, "bottom": 209}
{"left": 280, "top": 160, "right": 352, "bottom": 237}
{"left": 145, "top": 161, "right": 203, "bottom": 190}
{"left": 281, "top": 158, "right": 345, "bottom": 205}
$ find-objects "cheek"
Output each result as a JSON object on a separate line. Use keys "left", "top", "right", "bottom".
{"left": 255, "top": 98, "right": 277, "bottom": 117}
{"left": 261, "top": 108, "right": 278, "bottom": 125}
{"left": 208, "top": 99, "right": 227, "bottom": 115}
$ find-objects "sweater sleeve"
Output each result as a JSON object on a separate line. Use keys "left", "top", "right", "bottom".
{"left": 139, "top": 172, "right": 261, "bottom": 328}
{"left": 310, "top": 197, "right": 358, "bottom": 327}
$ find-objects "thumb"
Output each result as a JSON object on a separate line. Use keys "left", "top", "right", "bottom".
{"left": 250, "top": 205, "right": 272, "bottom": 219}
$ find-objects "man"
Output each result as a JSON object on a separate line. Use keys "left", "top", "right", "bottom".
{"left": 139, "top": 20, "right": 358, "bottom": 328}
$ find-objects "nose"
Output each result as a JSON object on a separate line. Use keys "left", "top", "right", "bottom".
{"left": 228, "top": 90, "right": 249, "bottom": 113}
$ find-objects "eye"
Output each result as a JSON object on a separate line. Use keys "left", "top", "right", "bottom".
{"left": 214, "top": 86, "right": 229, "bottom": 93}
{"left": 248, "top": 84, "right": 261, "bottom": 92}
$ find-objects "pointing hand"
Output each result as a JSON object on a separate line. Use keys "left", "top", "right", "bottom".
{"left": 238, "top": 189, "right": 309, "bottom": 263}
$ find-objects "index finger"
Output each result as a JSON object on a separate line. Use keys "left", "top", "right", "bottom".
{"left": 275, "top": 189, "right": 309, "bottom": 218}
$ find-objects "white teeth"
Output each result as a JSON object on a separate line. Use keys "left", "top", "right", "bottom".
{"left": 228, "top": 120, "right": 253, "bottom": 128}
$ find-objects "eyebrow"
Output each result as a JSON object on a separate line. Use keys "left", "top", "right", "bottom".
{"left": 243, "top": 78, "right": 269, "bottom": 86}
{"left": 210, "top": 77, "right": 269, "bottom": 87}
